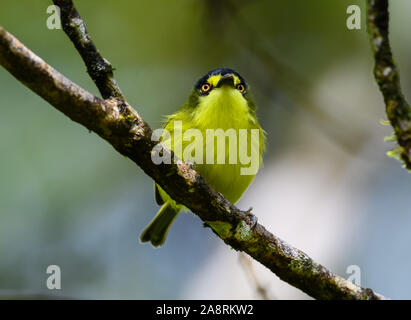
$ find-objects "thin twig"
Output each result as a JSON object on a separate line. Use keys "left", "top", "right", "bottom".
{"left": 0, "top": 2, "right": 387, "bottom": 300}
{"left": 239, "top": 253, "right": 271, "bottom": 300}
{"left": 367, "top": 0, "right": 411, "bottom": 169}
{"left": 53, "top": 0, "right": 124, "bottom": 100}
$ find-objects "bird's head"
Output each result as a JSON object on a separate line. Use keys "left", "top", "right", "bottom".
{"left": 185, "top": 68, "right": 257, "bottom": 116}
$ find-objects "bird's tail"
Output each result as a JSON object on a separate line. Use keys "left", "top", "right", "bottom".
{"left": 140, "top": 202, "right": 180, "bottom": 247}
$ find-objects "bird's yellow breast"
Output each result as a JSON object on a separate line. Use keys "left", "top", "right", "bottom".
{"left": 192, "top": 86, "right": 255, "bottom": 130}
{"left": 162, "top": 86, "right": 264, "bottom": 204}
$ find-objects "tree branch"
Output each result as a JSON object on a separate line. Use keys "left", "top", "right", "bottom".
{"left": 53, "top": 0, "right": 124, "bottom": 100}
{"left": 367, "top": 0, "right": 411, "bottom": 169}
{"left": 0, "top": 1, "right": 386, "bottom": 299}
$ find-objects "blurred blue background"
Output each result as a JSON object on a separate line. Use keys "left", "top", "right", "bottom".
{"left": 1, "top": 0, "right": 411, "bottom": 299}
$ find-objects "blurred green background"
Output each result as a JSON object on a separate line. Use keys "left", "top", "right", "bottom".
{"left": 1, "top": 0, "right": 411, "bottom": 299}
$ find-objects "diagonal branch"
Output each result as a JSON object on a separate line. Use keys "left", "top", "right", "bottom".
{"left": 367, "top": 0, "right": 411, "bottom": 169}
{"left": 53, "top": 0, "right": 124, "bottom": 100}
{"left": 0, "top": 3, "right": 386, "bottom": 300}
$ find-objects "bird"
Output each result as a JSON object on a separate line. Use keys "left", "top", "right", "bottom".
{"left": 140, "top": 68, "right": 266, "bottom": 247}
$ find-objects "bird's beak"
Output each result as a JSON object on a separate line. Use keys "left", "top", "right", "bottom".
{"left": 216, "top": 74, "right": 235, "bottom": 88}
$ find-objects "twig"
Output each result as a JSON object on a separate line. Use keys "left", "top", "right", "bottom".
{"left": 239, "top": 253, "right": 271, "bottom": 300}
{"left": 367, "top": 0, "right": 411, "bottom": 169}
{"left": 0, "top": 2, "right": 386, "bottom": 300}
{"left": 53, "top": 0, "right": 124, "bottom": 100}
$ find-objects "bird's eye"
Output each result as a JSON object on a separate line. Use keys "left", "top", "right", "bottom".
{"left": 201, "top": 83, "right": 211, "bottom": 93}
{"left": 236, "top": 84, "right": 245, "bottom": 93}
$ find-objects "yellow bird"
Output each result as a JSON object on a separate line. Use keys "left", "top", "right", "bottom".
{"left": 140, "top": 68, "right": 266, "bottom": 247}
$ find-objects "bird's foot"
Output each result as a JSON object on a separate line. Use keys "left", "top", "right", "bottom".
{"left": 245, "top": 207, "right": 258, "bottom": 230}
